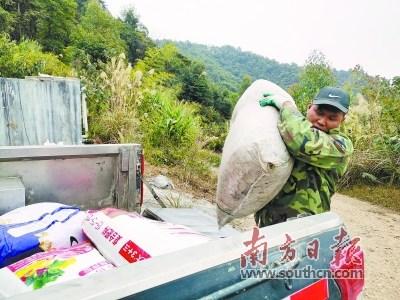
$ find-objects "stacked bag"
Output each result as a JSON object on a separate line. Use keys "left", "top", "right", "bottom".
{"left": 0, "top": 202, "right": 88, "bottom": 267}
{"left": 0, "top": 242, "right": 114, "bottom": 297}
{"left": 0, "top": 203, "right": 111, "bottom": 297}
{"left": 83, "top": 208, "right": 211, "bottom": 266}
{"left": 0, "top": 203, "right": 211, "bottom": 297}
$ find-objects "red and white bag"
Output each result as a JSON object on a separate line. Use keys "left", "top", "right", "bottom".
{"left": 82, "top": 208, "right": 211, "bottom": 266}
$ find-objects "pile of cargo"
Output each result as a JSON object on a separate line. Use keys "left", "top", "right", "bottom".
{"left": 0, "top": 203, "right": 211, "bottom": 297}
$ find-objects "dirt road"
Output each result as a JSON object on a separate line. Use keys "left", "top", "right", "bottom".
{"left": 143, "top": 184, "right": 399, "bottom": 299}
{"left": 330, "top": 194, "right": 400, "bottom": 300}
{"left": 227, "top": 194, "right": 400, "bottom": 299}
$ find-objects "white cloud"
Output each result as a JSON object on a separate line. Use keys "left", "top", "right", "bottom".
{"left": 105, "top": 0, "right": 400, "bottom": 78}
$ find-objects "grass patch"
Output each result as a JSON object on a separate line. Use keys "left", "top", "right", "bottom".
{"left": 340, "top": 185, "right": 400, "bottom": 213}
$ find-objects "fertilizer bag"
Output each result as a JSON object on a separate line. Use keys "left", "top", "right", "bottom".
{"left": 0, "top": 242, "right": 114, "bottom": 297}
{"left": 82, "top": 208, "right": 211, "bottom": 267}
{"left": 216, "top": 79, "right": 295, "bottom": 226}
{"left": 0, "top": 202, "right": 87, "bottom": 267}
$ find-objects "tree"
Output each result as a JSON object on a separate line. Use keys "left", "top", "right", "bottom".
{"left": 0, "top": 0, "right": 39, "bottom": 41}
{"left": 288, "top": 50, "right": 337, "bottom": 113}
{"left": 0, "top": 2, "right": 16, "bottom": 34}
{"left": 35, "top": 0, "right": 77, "bottom": 53}
{"left": 238, "top": 74, "right": 252, "bottom": 96}
{"left": 392, "top": 76, "right": 400, "bottom": 93}
{"left": 136, "top": 43, "right": 233, "bottom": 117}
{"left": 71, "top": 0, "right": 126, "bottom": 63}
{"left": 120, "top": 7, "right": 154, "bottom": 63}
{"left": 76, "top": 0, "right": 104, "bottom": 15}
{"left": 179, "top": 61, "right": 212, "bottom": 105}
{"left": 209, "top": 85, "right": 232, "bottom": 118}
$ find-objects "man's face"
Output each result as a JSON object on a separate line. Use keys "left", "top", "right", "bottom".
{"left": 306, "top": 105, "right": 345, "bottom": 132}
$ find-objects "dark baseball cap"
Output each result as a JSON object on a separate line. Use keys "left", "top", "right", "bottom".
{"left": 313, "top": 87, "right": 350, "bottom": 113}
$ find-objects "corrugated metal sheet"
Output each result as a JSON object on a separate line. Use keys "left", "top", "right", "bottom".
{"left": 0, "top": 76, "right": 82, "bottom": 145}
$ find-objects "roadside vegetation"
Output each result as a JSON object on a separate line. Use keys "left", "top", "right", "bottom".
{"left": 289, "top": 52, "right": 400, "bottom": 211}
{"left": 342, "top": 185, "right": 400, "bottom": 213}
{"left": 0, "top": 0, "right": 398, "bottom": 210}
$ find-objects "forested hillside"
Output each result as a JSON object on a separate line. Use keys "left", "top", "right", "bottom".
{"left": 159, "top": 40, "right": 299, "bottom": 91}
{"left": 1, "top": 0, "right": 399, "bottom": 201}
{"left": 159, "top": 40, "right": 352, "bottom": 91}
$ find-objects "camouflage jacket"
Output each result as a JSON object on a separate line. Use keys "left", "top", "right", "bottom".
{"left": 255, "top": 104, "right": 353, "bottom": 227}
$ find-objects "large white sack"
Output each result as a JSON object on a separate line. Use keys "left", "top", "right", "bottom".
{"left": 82, "top": 208, "right": 212, "bottom": 267}
{"left": 216, "top": 79, "right": 295, "bottom": 226}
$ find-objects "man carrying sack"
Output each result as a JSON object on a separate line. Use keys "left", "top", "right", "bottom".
{"left": 255, "top": 87, "right": 354, "bottom": 227}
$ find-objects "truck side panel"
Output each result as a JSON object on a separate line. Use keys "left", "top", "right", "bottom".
{"left": 0, "top": 144, "right": 142, "bottom": 212}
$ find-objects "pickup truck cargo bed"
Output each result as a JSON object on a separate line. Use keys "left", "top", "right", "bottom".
{"left": 6, "top": 212, "right": 345, "bottom": 300}
{"left": 0, "top": 144, "right": 363, "bottom": 299}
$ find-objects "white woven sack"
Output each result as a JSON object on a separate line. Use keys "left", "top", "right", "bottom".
{"left": 216, "top": 79, "right": 295, "bottom": 226}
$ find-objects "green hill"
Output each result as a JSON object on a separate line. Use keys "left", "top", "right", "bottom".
{"left": 158, "top": 40, "right": 351, "bottom": 92}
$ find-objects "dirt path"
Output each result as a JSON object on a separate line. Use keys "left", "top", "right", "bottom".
{"left": 143, "top": 183, "right": 399, "bottom": 299}
{"left": 330, "top": 194, "right": 400, "bottom": 300}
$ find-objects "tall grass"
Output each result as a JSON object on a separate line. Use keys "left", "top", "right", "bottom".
{"left": 340, "top": 93, "right": 400, "bottom": 187}
{"left": 89, "top": 54, "right": 142, "bottom": 143}
{"left": 138, "top": 88, "right": 220, "bottom": 193}
{"left": 84, "top": 53, "right": 220, "bottom": 193}
{"left": 140, "top": 89, "right": 200, "bottom": 165}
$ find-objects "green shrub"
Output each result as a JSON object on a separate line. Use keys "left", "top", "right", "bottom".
{"left": 186, "top": 104, "right": 227, "bottom": 153}
{"left": 288, "top": 51, "right": 336, "bottom": 113}
{"left": 340, "top": 91, "right": 400, "bottom": 187}
{"left": 0, "top": 34, "right": 71, "bottom": 78}
{"left": 177, "top": 147, "right": 219, "bottom": 192}
{"left": 140, "top": 90, "right": 200, "bottom": 165}
{"left": 90, "top": 110, "right": 137, "bottom": 143}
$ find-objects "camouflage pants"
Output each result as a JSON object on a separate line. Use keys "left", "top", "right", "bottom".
{"left": 254, "top": 203, "right": 315, "bottom": 227}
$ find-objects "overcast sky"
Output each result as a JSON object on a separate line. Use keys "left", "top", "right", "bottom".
{"left": 104, "top": 0, "right": 399, "bottom": 79}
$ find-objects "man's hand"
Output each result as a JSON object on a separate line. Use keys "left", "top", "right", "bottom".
{"left": 259, "top": 92, "right": 290, "bottom": 110}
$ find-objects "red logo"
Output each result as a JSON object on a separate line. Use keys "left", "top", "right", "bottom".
{"left": 119, "top": 240, "right": 151, "bottom": 263}
{"left": 279, "top": 234, "right": 296, "bottom": 262}
{"left": 241, "top": 227, "right": 268, "bottom": 268}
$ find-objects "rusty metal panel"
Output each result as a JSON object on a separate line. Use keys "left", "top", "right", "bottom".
{"left": 0, "top": 76, "right": 82, "bottom": 146}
